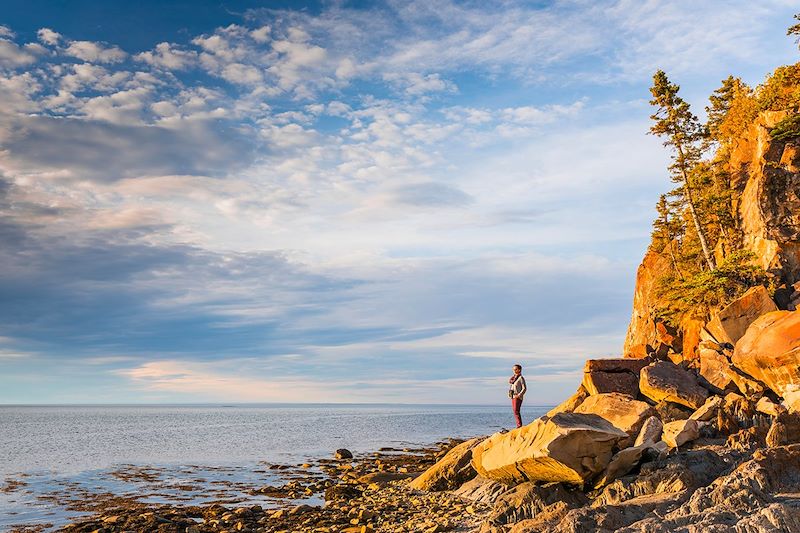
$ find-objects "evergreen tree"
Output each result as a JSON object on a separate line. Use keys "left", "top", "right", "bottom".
{"left": 788, "top": 13, "right": 800, "bottom": 47}
{"left": 651, "top": 193, "right": 684, "bottom": 279}
{"left": 649, "top": 70, "right": 716, "bottom": 271}
{"left": 706, "top": 76, "right": 755, "bottom": 146}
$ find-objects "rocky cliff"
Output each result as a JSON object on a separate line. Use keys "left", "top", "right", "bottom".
{"left": 624, "top": 108, "right": 800, "bottom": 361}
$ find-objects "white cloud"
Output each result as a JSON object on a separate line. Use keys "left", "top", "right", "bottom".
{"left": 64, "top": 40, "right": 127, "bottom": 63}
{"left": 384, "top": 72, "right": 456, "bottom": 96}
{"left": 0, "top": 39, "right": 38, "bottom": 67}
{"left": 37, "top": 28, "right": 61, "bottom": 45}
{"left": 135, "top": 42, "right": 196, "bottom": 70}
{"left": 0, "top": 26, "right": 14, "bottom": 38}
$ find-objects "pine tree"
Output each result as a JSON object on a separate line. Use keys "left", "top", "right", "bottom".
{"left": 652, "top": 193, "right": 684, "bottom": 279}
{"left": 706, "top": 76, "right": 755, "bottom": 146}
{"left": 649, "top": 70, "right": 716, "bottom": 271}
{"left": 788, "top": 13, "right": 800, "bottom": 48}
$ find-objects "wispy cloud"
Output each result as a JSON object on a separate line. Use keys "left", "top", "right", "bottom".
{"left": 0, "top": 0, "right": 796, "bottom": 403}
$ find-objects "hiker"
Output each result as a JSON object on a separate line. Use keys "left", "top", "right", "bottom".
{"left": 508, "top": 363, "right": 527, "bottom": 428}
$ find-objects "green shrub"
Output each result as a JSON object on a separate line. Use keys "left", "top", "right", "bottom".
{"left": 770, "top": 114, "right": 800, "bottom": 142}
{"left": 655, "top": 250, "right": 772, "bottom": 326}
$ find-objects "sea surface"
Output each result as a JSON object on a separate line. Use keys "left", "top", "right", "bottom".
{"left": 0, "top": 403, "right": 551, "bottom": 531}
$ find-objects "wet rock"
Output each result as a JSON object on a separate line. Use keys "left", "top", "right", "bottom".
{"left": 471, "top": 412, "right": 627, "bottom": 486}
{"left": 335, "top": 449, "right": 354, "bottom": 460}
{"left": 409, "top": 437, "right": 481, "bottom": 491}
{"left": 324, "top": 483, "right": 363, "bottom": 502}
{"left": 639, "top": 361, "right": 709, "bottom": 409}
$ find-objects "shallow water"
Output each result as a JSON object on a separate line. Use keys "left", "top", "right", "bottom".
{"left": 0, "top": 403, "right": 550, "bottom": 530}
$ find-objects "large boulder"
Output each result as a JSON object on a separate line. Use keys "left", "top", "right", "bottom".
{"left": 408, "top": 437, "right": 481, "bottom": 491}
{"left": 573, "top": 393, "right": 654, "bottom": 448}
{"left": 698, "top": 348, "right": 765, "bottom": 397}
{"left": 471, "top": 412, "right": 627, "bottom": 486}
{"left": 582, "top": 371, "right": 638, "bottom": 397}
{"left": 662, "top": 419, "right": 700, "bottom": 448}
{"left": 731, "top": 310, "right": 800, "bottom": 396}
{"left": 705, "top": 285, "right": 777, "bottom": 346}
{"left": 639, "top": 362, "right": 709, "bottom": 409}
{"left": 581, "top": 358, "right": 649, "bottom": 397}
{"left": 545, "top": 385, "right": 588, "bottom": 418}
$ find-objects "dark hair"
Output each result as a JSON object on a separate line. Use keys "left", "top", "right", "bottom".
{"left": 513, "top": 364, "right": 522, "bottom": 370}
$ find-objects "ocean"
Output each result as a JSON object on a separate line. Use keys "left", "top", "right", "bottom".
{"left": 0, "top": 403, "right": 551, "bottom": 531}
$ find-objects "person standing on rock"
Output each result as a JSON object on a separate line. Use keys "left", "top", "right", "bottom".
{"left": 509, "top": 364, "right": 527, "bottom": 428}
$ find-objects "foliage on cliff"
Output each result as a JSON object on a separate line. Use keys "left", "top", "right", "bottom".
{"left": 647, "top": 17, "right": 800, "bottom": 326}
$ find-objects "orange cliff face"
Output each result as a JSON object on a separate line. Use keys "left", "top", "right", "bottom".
{"left": 623, "top": 109, "right": 800, "bottom": 362}
{"left": 622, "top": 249, "right": 672, "bottom": 358}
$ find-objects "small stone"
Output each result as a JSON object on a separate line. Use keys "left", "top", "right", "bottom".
{"left": 335, "top": 448, "right": 354, "bottom": 460}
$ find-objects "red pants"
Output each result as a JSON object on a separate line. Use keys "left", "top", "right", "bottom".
{"left": 512, "top": 397, "right": 523, "bottom": 428}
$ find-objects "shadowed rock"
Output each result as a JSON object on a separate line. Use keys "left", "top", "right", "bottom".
{"left": 639, "top": 361, "right": 709, "bottom": 409}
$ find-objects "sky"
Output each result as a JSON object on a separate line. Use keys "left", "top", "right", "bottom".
{"left": 0, "top": 0, "right": 797, "bottom": 405}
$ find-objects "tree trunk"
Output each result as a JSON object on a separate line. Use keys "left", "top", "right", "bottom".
{"left": 676, "top": 144, "right": 716, "bottom": 271}
{"left": 684, "top": 184, "right": 716, "bottom": 271}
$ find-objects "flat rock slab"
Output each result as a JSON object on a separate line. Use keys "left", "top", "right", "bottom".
{"left": 584, "top": 358, "right": 651, "bottom": 374}
{"left": 471, "top": 412, "right": 627, "bottom": 486}
{"left": 640, "top": 361, "right": 709, "bottom": 409}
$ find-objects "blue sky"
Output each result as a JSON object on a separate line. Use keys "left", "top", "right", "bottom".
{"left": 0, "top": 0, "right": 797, "bottom": 404}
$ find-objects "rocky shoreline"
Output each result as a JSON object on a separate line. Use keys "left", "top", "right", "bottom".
{"left": 4, "top": 439, "right": 494, "bottom": 533}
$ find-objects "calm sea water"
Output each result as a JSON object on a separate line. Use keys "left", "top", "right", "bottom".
{"left": 0, "top": 404, "right": 551, "bottom": 530}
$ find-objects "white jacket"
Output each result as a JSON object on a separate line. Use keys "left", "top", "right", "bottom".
{"left": 509, "top": 375, "right": 527, "bottom": 399}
